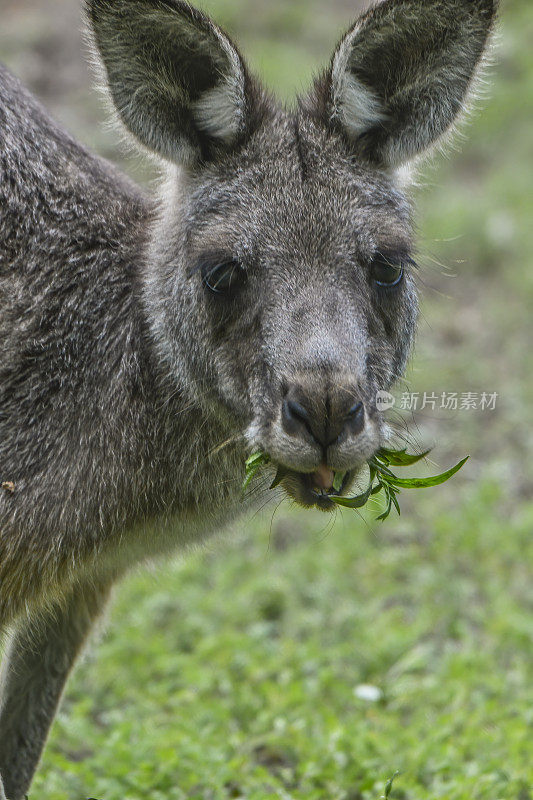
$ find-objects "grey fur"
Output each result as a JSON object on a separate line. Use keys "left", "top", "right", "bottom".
{"left": 0, "top": 0, "right": 496, "bottom": 795}
{"left": 0, "top": 579, "right": 112, "bottom": 800}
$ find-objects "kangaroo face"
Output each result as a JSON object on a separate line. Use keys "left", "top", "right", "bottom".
{"left": 149, "top": 114, "right": 416, "bottom": 506}
{"left": 89, "top": 0, "right": 496, "bottom": 506}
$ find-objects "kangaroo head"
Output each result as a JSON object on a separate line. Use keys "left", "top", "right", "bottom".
{"left": 88, "top": 0, "right": 496, "bottom": 508}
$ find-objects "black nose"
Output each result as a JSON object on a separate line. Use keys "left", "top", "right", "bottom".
{"left": 281, "top": 384, "right": 365, "bottom": 449}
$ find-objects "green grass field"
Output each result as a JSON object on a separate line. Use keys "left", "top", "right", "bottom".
{"left": 2, "top": 0, "right": 532, "bottom": 797}
{"left": 34, "top": 482, "right": 533, "bottom": 800}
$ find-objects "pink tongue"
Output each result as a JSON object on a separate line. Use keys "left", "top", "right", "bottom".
{"left": 311, "top": 464, "right": 335, "bottom": 491}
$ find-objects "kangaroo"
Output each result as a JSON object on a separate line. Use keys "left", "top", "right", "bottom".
{"left": 0, "top": 0, "right": 497, "bottom": 796}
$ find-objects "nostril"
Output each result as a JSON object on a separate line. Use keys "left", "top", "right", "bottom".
{"left": 282, "top": 397, "right": 314, "bottom": 440}
{"left": 346, "top": 401, "right": 365, "bottom": 436}
{"left": 347, "top": 401, "right": 364, "bottom": 420}
{"left": 287, "top": 399, "right": 311, "bottom": 425}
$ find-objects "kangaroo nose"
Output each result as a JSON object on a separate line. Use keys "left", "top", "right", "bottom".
{"left": 281, "top": 385, "right": 365, "bottom": 449}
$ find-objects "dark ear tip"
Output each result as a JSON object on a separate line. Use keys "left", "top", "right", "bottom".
{"left": 86, "top": 0, "right": 215, "bottom": 30}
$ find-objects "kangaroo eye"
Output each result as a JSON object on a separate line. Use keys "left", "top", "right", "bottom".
{"left": 202, "top": 260, "right": 245, "bottom": 295}
{"left": 371, "top": 254, "right": 404, "bottom": 287}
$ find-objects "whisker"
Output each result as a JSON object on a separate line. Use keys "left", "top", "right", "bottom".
{"left": 207, "top": 434, "right": 243, "bottom": 460}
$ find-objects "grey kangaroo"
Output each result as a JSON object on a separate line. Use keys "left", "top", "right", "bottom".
{"left": 0, "top": 0, "right": 497, "bottom": 796}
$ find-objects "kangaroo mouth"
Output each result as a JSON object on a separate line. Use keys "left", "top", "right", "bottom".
{"left": 276, "top": 465, "right": 355, "bottom": 511}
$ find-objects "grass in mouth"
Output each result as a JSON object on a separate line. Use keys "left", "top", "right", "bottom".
{"left": 243, "top": 448, "right": 469, "bottom": 521}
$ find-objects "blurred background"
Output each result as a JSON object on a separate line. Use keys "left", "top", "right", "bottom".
{"left": 1, "top": 0, "right": 532, "bottom": 797}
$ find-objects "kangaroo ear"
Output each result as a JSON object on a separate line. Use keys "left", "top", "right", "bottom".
{"left": 86, "top": 0, "right": 265, "bottom": 165}
{"left": 304, "top": 0, "right": 497, "bottom": 169}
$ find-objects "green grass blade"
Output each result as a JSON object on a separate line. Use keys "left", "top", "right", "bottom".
{"left": 376, "top": 496, "right": 393, "bottom": 521}
{"left": 243, "top": 451, "right": 270, "bottom": 492}
{"left": 242, "top": 469, "right": 258, "bottom": 492}
{"left": 377, "top": 447, "right": 432, "bottom": 467}
{"left": 369, "top": 459, "right": 397, "bottom": 479}
{"left": 390, "top": 490, "right": 401, "bottom": 516}
{"left": 245, "top": 451, "right": 269, "bottom": 470}
{"left": 383, "top": 771, "right": 401, "bottom": 799}
{"left": 384, "top": 457, "right": 469, "bottom": 489}
{"left": 333, "top": 471, "right": 345, "bottom": 493}
{"left": 332, "top": 483, "right": 373, "bottom": 509}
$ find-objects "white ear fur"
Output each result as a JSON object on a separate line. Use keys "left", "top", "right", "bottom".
{"left": 331, "top": 27, "right": 387, "bottom": 137}
{"left": 334, "top": 73, "right": 387, "bottom": 138}
{"left": 193, "top": 38, "right": 246, "bottom": 144}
